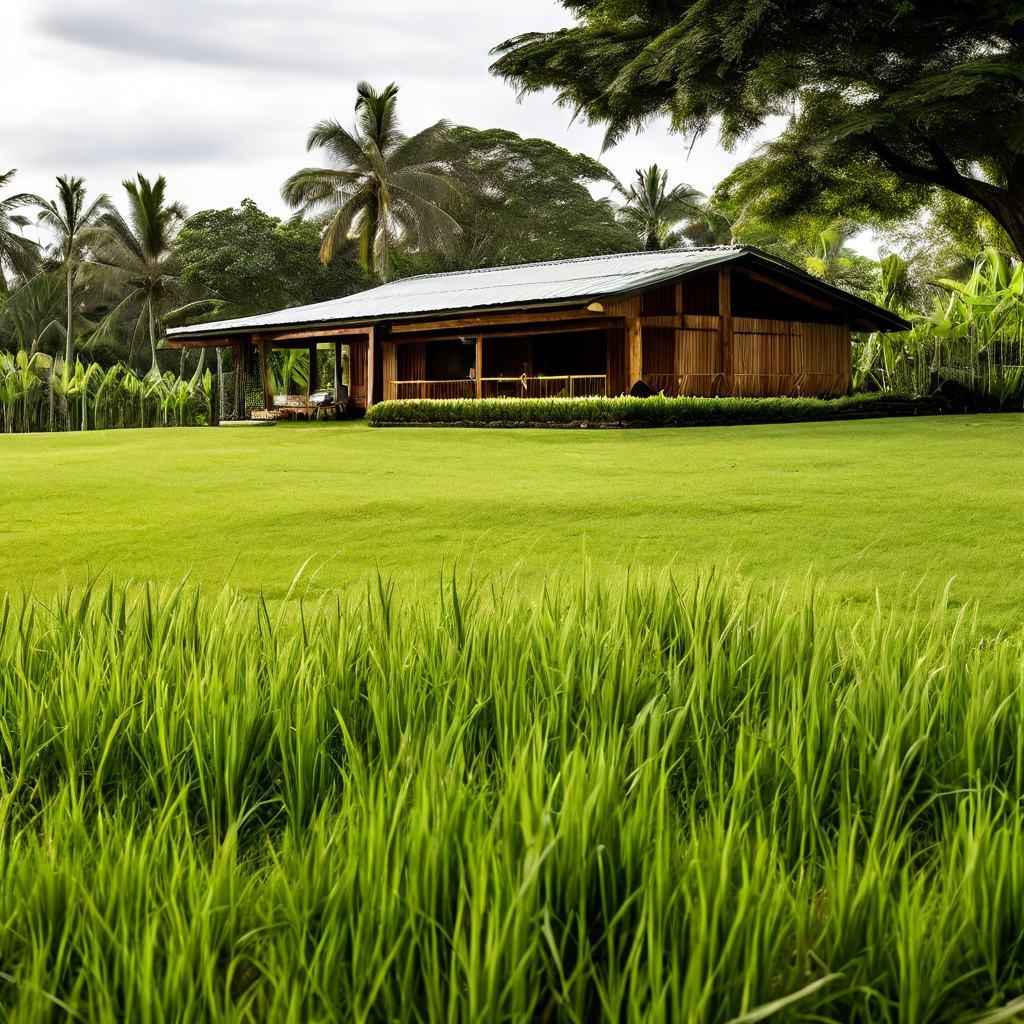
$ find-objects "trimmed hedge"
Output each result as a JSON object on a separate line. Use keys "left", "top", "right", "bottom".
{"left": 366, "top": 392, "right": 978, "bottom": 428}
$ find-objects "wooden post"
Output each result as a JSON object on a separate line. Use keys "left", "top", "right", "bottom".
{"left": 475, "top": 334, "right": 483, "bottom": 399}
{"left": 382, "top": 342, "right": 397, "bottom": 401}
{"left": 333, "top": 339, "right": 342, "bottom": 396}
{"left": 626, "top": 316, "right": 642, "bottom": 387}
{"left": 719, "top": 267, "right": 733, "bottom": 395}
{"left": 366, "top": 325, "right": 376, "bottom": 407}
{"left": 674, "top": 282, "right": 684, "bottom": 376}
{"left": 259, "top": 339, "right": 272, "bottom": 412}
{"left": 308, "top": 344, "right": 318, "bottom": 399}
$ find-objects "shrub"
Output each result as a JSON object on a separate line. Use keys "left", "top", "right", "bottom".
{"left": 367, "top": 391, "right": 951, "bottom": 427}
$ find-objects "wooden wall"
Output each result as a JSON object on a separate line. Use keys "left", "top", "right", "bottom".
{"left": 731, "top": 319, "right": 850, "bottom": 397}
{"left": 606, "top": 325, "right": 628, "bottom": 397}
{"left": 629, "top": 270, "right": 853, "bottom": 398}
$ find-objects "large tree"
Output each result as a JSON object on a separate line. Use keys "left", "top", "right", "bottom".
{"left": 32, "top": 175, "right": 109, "bottom": 365}
{"left": 491, "top": 2, "right": 1024, "bottom": 255}
{"left": 282, "top": 81, "right": 461, "bottom": 281}
{"left": 174, "top": 199, "right": 368, "bottom": 320}
{"left": 433, "top": 127, "right": 635, "bottom": 269}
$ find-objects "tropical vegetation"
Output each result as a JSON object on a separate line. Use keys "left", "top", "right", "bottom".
{"left": 0, "top": 568, "right": 1021, "bottom": 1022}
{"left": 490, "top": 0, "right": 1024, "bottom": 255}
{"left": 281, "top": 81, "right": 461, "bottom": 280}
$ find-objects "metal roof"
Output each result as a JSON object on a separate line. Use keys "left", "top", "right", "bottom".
{"left": 167, "top": 245, "right": 908, "bottom": 337}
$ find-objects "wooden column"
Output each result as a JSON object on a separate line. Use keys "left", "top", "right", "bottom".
{"left": 626, "top": 316, "right": 642, "bottom": 387}
{"left": 475, "top": 334, "right": 483, "bottom": 399}
{"left": 674, "top": 282, "right": 684, "bottom": 375}
{"left": 366, "top": 325, "right": 377, "bottom": 407}
{"left": 333, "top": 339, "right": 342, "bottom": 396}
{"left": 308, "top": 344, "right": 318, "bottom": 399}
{"left": 259, "top": 339, "right": 272, "bottom": 411}
{"left": 719, "top": 267, "right": 733, "bottom": 395}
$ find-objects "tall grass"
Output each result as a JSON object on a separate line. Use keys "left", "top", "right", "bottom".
{"left": 1, "top": 570, "right": 1023, "bottom": 1021}
{"left": 0, "top": 350, "right": 214, "bottom": 432}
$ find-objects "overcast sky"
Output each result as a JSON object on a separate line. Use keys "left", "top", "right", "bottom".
{"left": 5, "top": 0, "right": 791, "bottom": 245}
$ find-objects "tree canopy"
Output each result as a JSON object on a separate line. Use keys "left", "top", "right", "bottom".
{"left": 491, "top": 1, "right": 1024, "bottom": 254}
{"left": 174, "top": 199, "right": 368, "bottom": 321}
{"left": 438, "top": 127, "right": 636, "bottom": 268}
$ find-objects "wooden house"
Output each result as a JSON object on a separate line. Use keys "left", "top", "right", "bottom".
{"left": 165, "top": 246, "right": 908, "bottom": 416}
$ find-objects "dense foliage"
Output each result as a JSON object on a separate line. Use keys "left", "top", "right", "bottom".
{"left": 174, "top": 200, "right": 369, "bottom": 321}
{"left": 0, "top": 349, "right": 214, "bottom": 432}
{"left": 491, "top": 1, "right": 1024, "bottom": 255}
{"left": 0, "top": 572, "right": 1021, "bottom": 1021}
{"left": 366, "top": 392, "right": 940, "bottom": 427}
{"left": 436, "top": 127, "right": 636, "bottom": 269}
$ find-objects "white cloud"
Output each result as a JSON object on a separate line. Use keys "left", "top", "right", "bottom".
{"left": 7, "top": 0, "right": 869, "bottom": 254}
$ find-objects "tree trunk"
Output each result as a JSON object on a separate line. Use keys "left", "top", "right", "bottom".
{"left": 149, "top": 299, "right": 159, "bottom": 376}
{"left": 65, "top": 259, "right": 74, "bottom": 367}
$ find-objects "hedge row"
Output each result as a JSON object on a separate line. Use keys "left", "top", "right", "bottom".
{"left": 365, "top": 392, "right": 975, "bottom": 428}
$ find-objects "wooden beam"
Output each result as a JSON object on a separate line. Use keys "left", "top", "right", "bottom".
{"left": 626, "top": 316, "right": 642, "bottom": 386}
{"left": 391, "top": 317, "right": 619, "bottom": 344}
{"left": 731, "top": 265, "right": 845, "bottom": 319}
{"left": 253, "top": 326, "right": 372, "bottom": 342}
{"left": 719, "top": 267, "right": 733, "bottom": 390}
{"left": 333, "top": 339, "right": 342, "bottom": 397}
{"left": 475, "top": 335, "right": 483, "bottom": 399}
{"left": 390, "top": 307, "right": 605, "bottom": 334}
{"left": 308, "top": 344, "right": 318, "bottom": 399}
{"left": 164, "top": 335, "right": 242, "bottom": 349}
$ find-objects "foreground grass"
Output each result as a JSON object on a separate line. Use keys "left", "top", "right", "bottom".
{"left": 0, "top": 571, "right": 1023, "bottom": 1022}
{"left": 0, "top": 415, "right": 1021, "bottom": 629}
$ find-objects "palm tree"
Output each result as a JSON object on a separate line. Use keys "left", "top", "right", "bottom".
{"left": 87, "top": 174, "right": 202, "bottom": 375}
{"left": 801, "top": 222, "right": 875, "bottom": 293}
{"left": 34, "top": 176, "right": 110, "bottom": 365}
{"left": 614, "top": 165, "right": 706, "bottom": 250}
{"left": 0, "top": 170, "right": 40, "bottom": 294}
{"left": 282, "top": 81, "right": 460, "bottom": 282}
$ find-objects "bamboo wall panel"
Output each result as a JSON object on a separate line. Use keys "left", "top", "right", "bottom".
{"left": 397, "top": 342, "right": 426, "bottom": 382}
{"left": 640, "top": 326, "right": 675, "bottom": 376}
{"left": 642, "top": 284, "right": 676, "bottom": 316}
{"left": 671, "top": 317, "right": 721, "bottom": 396}
{"left": 606, "top": 326, "right": 627, "bottom": 396}
{"left": 382, "top": 342, "right": 398, "bottom": 401}
{"left": 348, "top": 341, "right": 367, "bottom": 404}
{"left": 679, "top": 272, "right": 718, "bottom": 316}
{"left": 732, "top": 320, "right": 850, "bottom": 397}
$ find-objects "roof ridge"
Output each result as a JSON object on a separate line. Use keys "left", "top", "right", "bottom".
{"left": 391, "top": 245, "right": 749, "bottom": 286}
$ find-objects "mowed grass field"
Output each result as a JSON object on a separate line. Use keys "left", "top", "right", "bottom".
{"left": 0, "top": 414, "right": 1021, "bottom": 627}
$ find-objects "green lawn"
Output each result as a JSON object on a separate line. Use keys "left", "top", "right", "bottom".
{"left": 1, "top": 415, "right": 1021, "bottom": 629}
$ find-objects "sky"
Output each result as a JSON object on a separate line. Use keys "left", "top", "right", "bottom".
{"left": 4, "top": 0, "right": 803, "bottom": 247}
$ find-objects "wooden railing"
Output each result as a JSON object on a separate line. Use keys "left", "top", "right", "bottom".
{"left": 392, "top": 380, "right": 475, "bottom": 401}
{"left": 391, "top": 376, "right": 607, "bottom": 400}
{"left": 643, "top": 373, "right": 845, "bottom": 399}
{"left": 642, "top": 373, "right": 729, "bottom": 398}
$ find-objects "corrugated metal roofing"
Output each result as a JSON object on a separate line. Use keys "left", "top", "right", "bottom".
{"left": 167, "top": 246, "right": 746, "bottom": 337}
{"left": 167, "top": 244, "right": 909, "bottom": 337}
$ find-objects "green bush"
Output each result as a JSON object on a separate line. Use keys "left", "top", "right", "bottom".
{"left": 368, "top": 391, "right": 925, "bottom": 427}
{"left": 0, "top": 571, "right": 1022, "bottom": 1021}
